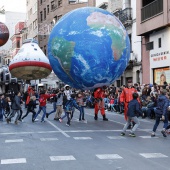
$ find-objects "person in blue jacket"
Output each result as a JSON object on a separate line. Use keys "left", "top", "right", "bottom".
{"left": 64, "top": 93, "right": 80, "bottom": 127}
{"left": 121, "top": 92, "right": 143, "bottom": 137}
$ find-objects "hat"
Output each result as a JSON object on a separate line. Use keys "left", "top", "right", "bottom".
{"left": 127, "top": 79, "right": 132, "bottom": 83}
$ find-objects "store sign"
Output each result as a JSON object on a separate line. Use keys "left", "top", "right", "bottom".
{"left": 151, "top": 51, "right": 169, "bottom": 62}
{"left": 153, "top": 67, "right": 170, "bottom": 85}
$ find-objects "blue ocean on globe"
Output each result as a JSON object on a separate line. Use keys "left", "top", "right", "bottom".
{"left": 48, "top": 7, "right": 130, "bottom": 90}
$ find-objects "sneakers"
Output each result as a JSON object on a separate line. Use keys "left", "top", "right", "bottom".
{"left": 46, "top": 113, "right": 49, "bottom": 118}
{"left": 94, "top": 115, "right": 98, "bottom": 120}
{"left": 14, "top": 121, "right": 18, "bottom": 125}
{"left": 66, "top": 123, "right": 70, "bottom": 127}
{"left": 41, "top": 120, "right": 46, "bottom": 123}
{"left": 54, "top": 118, "right": 59, "bottom": 121}
{"left": 161, "top": 130, "right": 167, "bottom": 137}
{"left": 151, "top": 133, "right": 155, "bottom": 137}
{"left": 120, "top": 132, "right": 125, "bottom": 136}
{"left": 129, "top": 132, "right": 136, "bottom": 137}
{"left": 59, "top": 118, "right": 62, "bottom": 123}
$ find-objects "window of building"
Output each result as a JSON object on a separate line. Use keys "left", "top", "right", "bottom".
{"left": 141, "top": 0, "right": 163, "bottom": 21}
{"left": 47, "top": 5, "right": 49, "bottom": 14}
{"left": 44, "top": 45, "right": 46, "bottom": 55}
{"left": 40, "top": 11, "right": 43, "bottom": 22}
{"left": 44, "top": 8, "right": 46, "bottom": 20}
{"left": 33, "top": 2, "right": 37, "bottom": 14}
{"left": 33, "top": 19, "right": 37, "bottom": 29}
{"left": 146, "top": 41, "right": 154, "bottom": 51}
{"left": 58, "top": 0, "right": 62, "bottom": 7}
{"left": 51, "top": 1, "right": 54, "bottom": 10}
{"left": 40, "top": 0, "right": 43, "bottom": 5}
{"left": 158, "top": 38, "right": 161, "bottom": 48}
{"left": 17, "top": 41, "right": 20, "bottom": 48}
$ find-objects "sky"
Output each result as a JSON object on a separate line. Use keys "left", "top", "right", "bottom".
{"left": 0, "top": 0, "right": 26, "bottom": 13}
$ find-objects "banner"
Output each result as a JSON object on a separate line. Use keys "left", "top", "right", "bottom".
{"left": 153, "top": 67, "right": 170, "bottom": 85}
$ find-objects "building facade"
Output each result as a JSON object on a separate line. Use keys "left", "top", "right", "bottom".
{"left": 136, "top": 0, "right": 170, "bottom": 85}
{"left": 108, "top": 0, "right": 142, "bottom": 86}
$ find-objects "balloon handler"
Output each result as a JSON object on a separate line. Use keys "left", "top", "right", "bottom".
{"left": 94, "top": 86, "right": 108, "bottom": 121}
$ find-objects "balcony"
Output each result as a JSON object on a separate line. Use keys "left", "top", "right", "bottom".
{"left": 114, "top": 8, "right": 132, "bottom": 28}
{"left": 141, "top": 0, "right": 163, "bottom": 22}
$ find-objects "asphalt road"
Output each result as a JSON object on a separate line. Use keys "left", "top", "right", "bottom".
{"left": 0, "top": 103, "right": 170, "bottom": 170}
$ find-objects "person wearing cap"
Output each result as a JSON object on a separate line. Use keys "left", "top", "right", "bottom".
{"left": 120, "top": 79, "right": 139, "bottom": 121}
{"left": 94, "top": 86, "right": 108, "bottom": 121}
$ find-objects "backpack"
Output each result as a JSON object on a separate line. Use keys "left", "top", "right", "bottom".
{"left": 65, "top": 100, "right": 74, "bottom": 112}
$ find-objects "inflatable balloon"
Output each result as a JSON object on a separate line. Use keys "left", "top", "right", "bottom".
{"left": 48, "top": 7, "right": 130, "bottom": 90}
{"left": 0, "top": 22, "right": 9, "bottom": 47}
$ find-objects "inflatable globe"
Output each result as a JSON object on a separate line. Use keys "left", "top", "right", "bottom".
{"left": 48, "top": 7, "right": 130, "bottom": 90}
{"left": 0, "top": 22, "right": 9, "bottom": 47}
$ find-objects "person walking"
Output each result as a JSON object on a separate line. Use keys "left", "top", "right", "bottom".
{"left": 22, "top": 96, "right": 38, "bottom": 122}
{"left": 121, "top": 92, "right": 144, "bottom": 137}
{"left": 151, "top": 89, "right": 169, "bottom": 137}
{"left": 33, "top": 90, "right": 56, "bottom": 122}
{"left": 6, "top": 91, "right": 22, "bottom": 125}
{"left": 93, "top": 86, "right": 108, "bottom": 121}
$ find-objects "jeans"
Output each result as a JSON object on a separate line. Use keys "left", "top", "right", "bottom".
{"left": 34, "top": 106, "right": 46, "bottom": 121}
{"left": 48, "top": 102, "right": 56, "bottom": 115}
{"left": 122, "top": 116, "right": 140, "bottom": 133}
{"left": 0, "top": 108, "right": 5, "bottom": 121}
{"left": 7, "top": 109, "right": 20, "bottom": 122}
{"left": 66, "top": 112, "right": 71, "bottom": 125}
{"left": 79, "top": 106, "right": 85, "bottom": 120}
{"left": 153, "top": 115, "right": 168, "bottom": 132}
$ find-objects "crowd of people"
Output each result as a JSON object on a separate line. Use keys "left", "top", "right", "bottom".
{"left": 0, "top": 81, "right": 170, "bottom": 137}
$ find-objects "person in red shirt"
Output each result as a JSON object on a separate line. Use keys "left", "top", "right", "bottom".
{"left": 120, "top": 80, "right": 139, "bottom": 121}
{"left": 33, "top": 90, "right": 56, "bottom": 122}
{"left": 26, "top": 86, "right": 35, "bottom": 105}
{"left": 94, "top": 86, "right": 108, "bottom": 121}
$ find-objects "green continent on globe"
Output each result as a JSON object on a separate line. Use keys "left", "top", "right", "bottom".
{"left": 87, "top": 12, "right": 126, "bottom": 60}
{"left": 51, "top": 37, "right": 75, "bottom": 74}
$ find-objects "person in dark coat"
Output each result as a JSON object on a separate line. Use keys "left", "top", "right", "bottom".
{"left": 6, "top": 91, "right": 21, "bottom": 125}
{"left": 22, "top": 96, "right": 38, "bottom": 122}
{"left": 121, "top": 92, "right": 143, "bottom": 137}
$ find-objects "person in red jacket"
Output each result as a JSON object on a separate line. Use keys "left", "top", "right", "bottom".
{"left": 26, "top": 86, "right": 35, "bottom": 105}
{"left": 33, "top": 90, "right": 56, "bottom": 122}
{"left": 120, "top": 80, "right": 139, "bottom": 121}
{"left": 94, "top": 86, "right": 108, "bottom": 121}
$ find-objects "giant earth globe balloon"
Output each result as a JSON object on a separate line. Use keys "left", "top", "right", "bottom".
{"left": 0, "top": 22, "right": 9, "bottom": 47}
{"left": 48, "top": 7, "right": 130, "bottom": 90}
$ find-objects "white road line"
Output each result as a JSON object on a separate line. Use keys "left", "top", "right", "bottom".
{"left": 140, "top": 153, "right": 168, "bottom": 158}
{"left": 50, "top": 156, "right": 76, "bottom": 161}
{"left": 38, "top": 115, "right": 70, "bottom": 138}
{"left": 5, "top": 139, "right": 23, "bottom": 143}
{"left": 73, "top": 137, "right": 92, "bottom": 140}
{"left": 1, "top": 158, "right": 26, "bottom": 164}
{"left": 40, "top": 138, "right": 58, "bottom": 141}
{"left": 107, "top": 136, "right": 126, "bottom": 139}
{"left": 96, "top": 154, "right": 123, "bottom": 160}
{"left": 139, "top": 136, "right": 159, "bottom": 139}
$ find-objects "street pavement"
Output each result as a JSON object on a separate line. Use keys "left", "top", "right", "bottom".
{"left": 0, "top": 103, "right": 170, "bottom": 170}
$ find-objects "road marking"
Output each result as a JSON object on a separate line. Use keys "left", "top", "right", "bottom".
{"left": 40, "top": 138, "right": 58, "bottom": 141}
{"left": 107, "top": 136, "right": 126, "bottom": 139}
{"left": 38, "top": 115, "right": 70, "bottom": 138}
{"left": 96, "top": 154, "right": 123, "bottom": 160}
{"left": 50, "top": 155, "right": 76, "bottom": 161}
{"left": 73, "top": 137, "right": 92, "bottom": 140}
{"left": 1, "top": 158, "right": 26, "bottom": 164}
{"left": 139, "top": 136, "right": 159, "bottom": 139}
{"left": 5, "top": 139, "right": 23, "bottom": 143}
{"left": 140, "top": 153, "right": 168, "bottom": 158}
